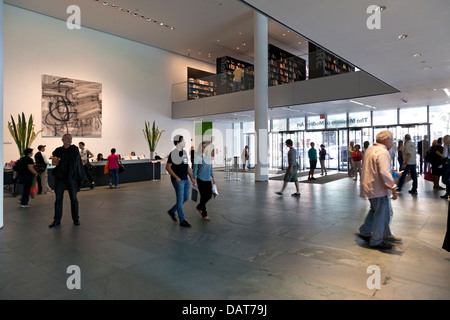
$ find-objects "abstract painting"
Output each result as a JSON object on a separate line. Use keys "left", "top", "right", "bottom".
{"left": 42, "top": 74, "right": 102, "bottom": 137}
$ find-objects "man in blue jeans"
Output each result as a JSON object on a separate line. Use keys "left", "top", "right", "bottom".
{"left": 166, "top": 134, "right": 194, "bottom": 228}
{"left": 358, "top": 130, "right": 398, "bottom": 250}
{"left": 396, "top": 134, "right": 418, "bottom": 194}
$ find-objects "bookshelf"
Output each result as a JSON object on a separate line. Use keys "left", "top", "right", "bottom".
{"left": 308, "top": 43, "right": 355, "bottom": 79}
{"left": 216, "top": 56, "right": 254, "bottom": 94}
{"left": 187, "top": 67, "right": 216, "bottom": 100}
{"left": 268, "top": 44, "right": 306, "bottom": 86}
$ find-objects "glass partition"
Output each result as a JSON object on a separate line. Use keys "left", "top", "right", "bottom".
{"left": 399, "top": 107, "right": 427, "bottom": 124}
{"left": 373, "top": 109, "right": 398, "bottom": 126}
{"left": 429, "top": 104, "right": 450, "bottom": 141}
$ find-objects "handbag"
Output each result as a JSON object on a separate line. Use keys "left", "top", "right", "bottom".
{"left": 33, "top": 163, "right": 46, "bottom": 173}
{"left": 118, "top": 161, "right": 125, "bottom": 173}
{"left": 212, "top": 183, "right": 219, "bottom": 198}
{"left": 424, "top": 168, "right": 432, "bottom": 181}
{"left": 104, "top": 162, "right": 109, "bottom": 174}
{"left": 191, "top": 187, "right": 198, "bottom": 202}
{"left": 30, "top": 175, "right": 38, "bottom": 195}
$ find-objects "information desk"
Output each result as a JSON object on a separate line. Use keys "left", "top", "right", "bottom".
{"left": 4, "top": 160, "right": 161, "bottom": 194}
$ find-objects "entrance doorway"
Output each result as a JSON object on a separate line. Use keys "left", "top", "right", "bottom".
{"left": 303, "top": 130, "right": 339, "bottom": 170}
{"left": 243, "top": 133, "right": 255, "bottom": 169}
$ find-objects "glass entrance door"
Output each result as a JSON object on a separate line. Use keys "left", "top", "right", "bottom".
{"left": 303, "top": 130, "right": 338, "bottom": 170}
{"left": 243, "top": 133, "right": 255, "bottom": 169}
{"left": 278, "top": 131, "right": 304, "bottom": 170}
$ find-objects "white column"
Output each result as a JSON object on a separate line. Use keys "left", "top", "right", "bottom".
{"left": 1, "top": 0, "right": 4, "bottom": 229}
{"left": 254, "top": 11, "right": 269, "bottom": 182}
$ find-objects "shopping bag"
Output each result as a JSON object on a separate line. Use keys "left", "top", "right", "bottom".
{"left": 212, "top": 183, "right": 219, "bottom": 198}
{"left": 424, "top": 168, "right": 432, "bottom": 181}
{"left": 191, "top": 187, "right": 198, "bottom": 202}
{"left": 30, "top": 175, "right": 38, "bottom": 195}
{"left": 104, "top": 162, "right": 109, "bottom": 174}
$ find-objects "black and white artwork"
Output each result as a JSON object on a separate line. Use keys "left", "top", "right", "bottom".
{"left": 42, "top": 74, "right": 102, "bottom": 137}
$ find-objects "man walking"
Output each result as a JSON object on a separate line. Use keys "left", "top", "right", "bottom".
{"left": 166, "top": 134, "right": 194, "bottom": 227}
{"left": 396, "top": 134, "right": 418, "bottom": 194}
{"left": 49, "top": 133, "right": 87, "bottom": 228}
{"left": 275, "top": 139, "right": 300, "bottom": 197}
{"left": 358, "top": 130, "right": 398, "bottom": 250}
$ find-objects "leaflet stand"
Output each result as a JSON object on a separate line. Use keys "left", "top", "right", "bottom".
{"left": 225, "top": 158, "right": 233, "bottom": 181}
{"left": 233, "top": 156, "right": 241, "bottom": 181}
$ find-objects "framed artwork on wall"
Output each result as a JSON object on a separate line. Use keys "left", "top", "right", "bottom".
{"left": 41, "top": 74, "right": 102, "bottom": 137}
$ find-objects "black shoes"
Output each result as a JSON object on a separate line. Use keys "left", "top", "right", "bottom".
{"left": 441, "top": 194, "right": 449, "bottom": 199}
{"left": 370, "top": 242, "right": 393, "bottom": 250}
{"left": 179, "top": 220, "right": 191, "bottom": 228}
{"left": 167, "top": 210, "right": 177, "bottom": 222}
{"left": 291, "top": 193, "right": 301, "bottom": 197}
{"left": 408, "top": 190, "right": 417, "bottom": 194}
{"left": 356, "top": 233, "right": 371, "bottom": 243}
{"left": 48, "top": 221, "right": 60, "bottom": 228}
{"left": 73, "top": 219, "right": 80, "bottom": 226}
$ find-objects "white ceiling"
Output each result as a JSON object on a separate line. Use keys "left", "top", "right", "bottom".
{"left": 5, "top": 0, "right": 450, "bottom": 123}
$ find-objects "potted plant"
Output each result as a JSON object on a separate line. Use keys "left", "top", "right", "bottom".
{"left": 143, "top": 120, "right": 164, "bottom": 159}
{"left": 7, "top": 112, "right": 43, "bottom": 156}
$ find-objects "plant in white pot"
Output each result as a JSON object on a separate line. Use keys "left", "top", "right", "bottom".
{"left": 143, "top": 120, "right": 164, "bottom": 159}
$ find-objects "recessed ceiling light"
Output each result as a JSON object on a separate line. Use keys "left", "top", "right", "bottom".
{"left": 424, "top": 66, "right": 432, "bottom": 70}
{"left": 413, "top": 53, "right": 423, "bottom": 57}
{"left": 374, "top": 5, "right": 387, "bottom": 11}
{"left": 398, "top": 34, "right": 408, "bottom": 39}
{"left": 349, "top": 100, "right": 364, "bottom": 106}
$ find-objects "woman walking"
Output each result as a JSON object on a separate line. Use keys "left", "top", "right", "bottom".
{"left": 107, "top": 148, "right": 120, "bottom": 189}
{"left": 193, "top": 142, "right": 215, "bottom": 221}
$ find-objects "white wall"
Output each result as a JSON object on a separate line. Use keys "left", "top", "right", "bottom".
{"left": 3, "top": 4, "right": 217, "bottom": 162}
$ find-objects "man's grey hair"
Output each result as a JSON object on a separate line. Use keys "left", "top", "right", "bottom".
{"left": 376, "top": 130, "right": 393, "bottom": 143}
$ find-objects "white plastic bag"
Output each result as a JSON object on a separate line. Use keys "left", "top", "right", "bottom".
{"left": 212, "top": 184, "right": 219, "bottom": 198}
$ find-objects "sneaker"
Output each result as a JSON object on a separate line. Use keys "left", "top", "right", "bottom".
{"left": 383, "top": 235, "right": 402, "bottom": 242}
{"left": 408, "top": 190, "right": 417, "bottom": 194}
{"left": 275, "top": 192, "right": 283, "bottom": 195}
{"left": 179, "top": 220, "right": 191, "bottom": 228}
{"left": 370, "top": 241, "right": 393, "bottom": 250}
{"left": 20, "top": 204, "right": 30, "bottom": 208}
{"left": 109, "top": 183, "right": 112, "bottom": 189}
{"left": 291, "top": 193, "right": 301, "bottom": 197}
{"left": 167, "top": 210, "right": 177, "bottom": 222}
{"left": 48, "top": 221, "right": 61, "bottom": 228}
{"left": 441, "top": 194, "right": 449, "bottom": 199}
{"left": 73, "top": 219, "right": 80, "bottom": 226}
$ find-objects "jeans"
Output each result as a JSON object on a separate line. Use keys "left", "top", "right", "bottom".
{"left": 397, "top": 164, "right": 418, "bottom": 191}
{"left": 19, "top": 174, "right": 33, "bottom": 205}
{"left": 359, "top": 196, "right": 391, "bottom": 246}
{"left": 54, "top": 178, "right": 79, "bottom": 222}
{"left": 443, "top": 163, "right": 450, "bottom": 194}
{"left": 109, "top": 168, "right": 119, "bottom": 187}
{"left": 169, "top": 179, "right": 190, "bottom": 222}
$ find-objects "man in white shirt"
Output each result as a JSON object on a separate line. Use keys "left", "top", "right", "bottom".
{"left": 396, "top": 134, "right": 418, "bottom": 194}
{"left": 358, "top": 130, "right": 398, "bottom": 250}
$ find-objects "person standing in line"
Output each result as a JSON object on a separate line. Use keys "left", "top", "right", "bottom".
{"left": 242, "top": 145, "right": 250, "bottom": 171}
{"left": 357, "top": 130, "right": 398, "bottom": 250}
{"left": 362, "top": 141, "right": 370, "bottom": 165}
{"left": 397, "top": 140, "right": 404, "bottom": 169}
{"left": 308, "top": 142, "right": 317, "bottom": 180}
{"left": 193, "top": 141, "right": 215, "bottom": 221}
{"left": 319, "top": 144, "right": 327, "bottom": 176}
{"left": 421, "top": 135, "right": 430, "bottom": 174}
{"left": 440, "top": 135, "right": 450, "bottom": 199}
{"left": 79, "top": 141, "right": 95, "bottom": 189}
{"left": 49, "top": 133, "right": 87, "bottom": 228}
{"left": 166, "top": 134, "right": 194, "bottom": 228}
{"left": 18, "top": 148, "right": 38, "bottom": 208}
{"left": 396, "top": 134, "right": 418, "bottom": 194}
{"left": 352, "top": 144, "right": 362, "bottom": 181}
{"left": 348, "top": 141, "right": 355, "bottom": 177}
{"left": 107, "top": 148, "right": 120, "bottom": 189}
{"left": 429, "top": 137, "right": 446, "bottom": 190}
{"left": 275, "top": 139, "right": 300, "bottom": 197}
{"left": 34, "top": 145, "right": 53, "bottom": 194}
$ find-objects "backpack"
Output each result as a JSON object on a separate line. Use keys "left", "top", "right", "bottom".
{"left": 425, "top": 148, "right": 435, "bottom": 163}
{"left": 12, "top": 157, "right": 25, "bottom": 172}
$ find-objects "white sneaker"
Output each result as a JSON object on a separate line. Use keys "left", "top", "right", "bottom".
{"left": 20, "top": 204, "right": 31, "bottom": 208}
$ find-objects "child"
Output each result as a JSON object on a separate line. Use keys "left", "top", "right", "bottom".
{"left": 352, "top": 144, "right": 362, "bottom": 181}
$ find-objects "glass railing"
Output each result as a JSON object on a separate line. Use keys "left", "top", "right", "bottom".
{"left": 173, "top": 50, "right": 357, "bottom": 103}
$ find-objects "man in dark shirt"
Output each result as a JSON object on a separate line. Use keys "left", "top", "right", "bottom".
{"left": 49, "top": 133, "right": 87, "bottom": 228}
{"left": 166, "top": 134, "right": 194, "bottom": 227}
{"left": 18, "top": 148, "right": 38, "bottom": 208}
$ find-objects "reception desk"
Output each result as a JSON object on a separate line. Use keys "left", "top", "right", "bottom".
{"left": 4, "top": 159, "right": 161, "bottom": 194}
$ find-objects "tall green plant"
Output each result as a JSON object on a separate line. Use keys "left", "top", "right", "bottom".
{"left": 7, "top": 112, "right": 43, "bottom": 156}
{"left": 143, "top": 120, "right": 165, "bottom": 154}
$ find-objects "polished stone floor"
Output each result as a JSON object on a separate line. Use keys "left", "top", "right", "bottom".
{"left": 1, "top": 169, "right": 449, "bottom": 300}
